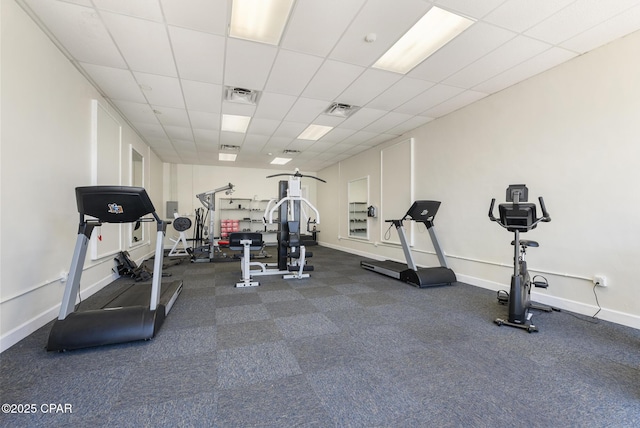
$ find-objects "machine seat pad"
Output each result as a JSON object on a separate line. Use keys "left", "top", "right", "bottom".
{"left": 229, "top": 232, "right": 263, "bottom": 251}
{"left": 289, "top": 251, "right": 312, "bottom": 259}
{"left": 511, "top": 239, "right": 539, "bottom": 248}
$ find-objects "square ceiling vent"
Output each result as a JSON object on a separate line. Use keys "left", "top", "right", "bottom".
{"left": 224, "top": 87, "right": 260, "bottom": 105}
{"left": 323, "top": 102, "right": 360, "bottom": 118}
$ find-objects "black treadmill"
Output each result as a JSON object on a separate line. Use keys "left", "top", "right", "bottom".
{"left": 360, "top": 200, "right": 456, "bottom": 288}
{"left": 47, "top": 186, "right": 183, "bottom": 351}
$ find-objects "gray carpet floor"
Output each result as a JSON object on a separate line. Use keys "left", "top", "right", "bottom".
{"left": 1, "top": 245, "right": 639, "bottom": 427}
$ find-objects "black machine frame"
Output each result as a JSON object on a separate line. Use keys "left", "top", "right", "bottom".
{"left": 360, "top": 200, "right": 456, "bottom": 288}
{"left": 489, "top": 184, "right": 552, "bottom": 332}
{"left": 47, "top": 186, "right": 183, "bottom": 351}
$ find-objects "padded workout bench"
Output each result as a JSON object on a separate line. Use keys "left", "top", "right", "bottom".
{"left": 229, "top": 232, "right": 264, "bottom": 287}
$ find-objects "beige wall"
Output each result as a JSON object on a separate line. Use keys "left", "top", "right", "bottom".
{"left": 0, "top": 0, "right": 163, "bottom": 351}
{"left": 318, "top": 30, "right": 640, "bottom": 329}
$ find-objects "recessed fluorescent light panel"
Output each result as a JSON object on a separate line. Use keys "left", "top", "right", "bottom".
{"left": 219, "top": 153, "right": 237, "bottom": 161}
{"left": 373, "top": 6, "right": 475, "bottom": 74}
{"left": 230, "top": 0, "right": 295, "bottom": 45}
{"left": 221, "top": 114, "right": 251, "bottom": 133}
{"left": 298, "top": 124, "right": 333, "bottom": 141}
{"left": 270, "top": 157, "right": 292, "bottom": 165}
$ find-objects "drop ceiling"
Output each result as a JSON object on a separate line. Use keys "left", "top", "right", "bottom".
{"left": 17, "top": 0, "right": 640, "bottom": 171}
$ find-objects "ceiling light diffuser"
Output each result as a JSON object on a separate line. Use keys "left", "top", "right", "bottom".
{"left": 219, "top": 153, "right": 237, "bottom": 161}
{"left": 230, "top": 0, "right": 295, "bottom": 45}
{"left": 373, "top": 6, "right": 475, "bottom": 74}
{"left": 270, "top": 157, "right": 292, "bottom": 165}
{"left": 298, "top": 124, "right": 333, "bottom": 141}
{"left": 221, "top": 114, "right": 251, "bottom": 133}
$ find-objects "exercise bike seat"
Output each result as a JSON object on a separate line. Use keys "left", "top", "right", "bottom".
{"left": 511, "top": 239, "right": 539, "bottom": 248}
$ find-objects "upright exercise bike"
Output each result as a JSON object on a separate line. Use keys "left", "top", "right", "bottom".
{"left": 488, "top": 184, "right": 552, "bottom": 332}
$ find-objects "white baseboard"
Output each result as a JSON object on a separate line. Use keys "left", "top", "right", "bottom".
{"left": 0, "top": 272, "right": 117, "bottom": 353}
{"left": 321, "top": 242, "right": 640, "bottom": 330}
{"left": 458, "top": 273, "right": 640, "bottom": 330}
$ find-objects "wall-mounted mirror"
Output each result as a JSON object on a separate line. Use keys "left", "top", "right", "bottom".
{"left": 348, "top": 177, "right": 368, "bottom": 239}
{"left": 131, "top": 147, "right": 144, "bottom": 246}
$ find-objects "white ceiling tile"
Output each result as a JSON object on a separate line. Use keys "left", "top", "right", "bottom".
{"left": 193, "top": 129, "right": 219, "bottom": 145}
{"left": 264, "top": 137, "right": 292, "bottom": 149}
{"left": 169, "top": 26, "right": 225, "bottom": 83}
{"left": 525, "top": 0, "right": 640, "bottom": 45}
{"left": 338, "top": 69, "right": 403, "bottom": 107}
{"left": 423, "top": 90, "right": 488, "bottom": 117}
{"left": 342, "top": 131, "right": 380, "bottom": 145}
{"left": 434, "top": 0, "right": 508, "bottom": 18}
{"left": 483, "top": 0, "right": 575, "bottom": 33}
{"left": 164, "top": 126, "right": 194, "bottom": 141}
{"left": 154, "top": 106, "right": 190, "bottom": 127}
{"left": 302, "top": 60, "right": 365, "bottom": 100}
{"left": 474, "top": 47, "right": 578, "bottom": 93}
{"left": 102, "top": 12, "right": 176, "bottom": 76}
{"left": 338, "top": 108, "right": 388, "bottom": 130}
{"left": 308, "top": 140, "right": 339, "bottom": 152}
{"left": 220, "top": 131, "right": 246, "bottom": 146}
{"left": 560, "top": 5, "right": 640, "bottom": 53}
{"left": 23, "top": 0, "right": 126, "bottom": 68}
{"left": 330, "top": 0, "right": 431, "bottom": 67}
{"left": 367, "top": 77, "right": 436, "bottom": 110}
{"left": 409, "top": 22, "right": 516, "bottom": 83}
{"left": 254, "top": 93, "right": 298, "bottom": 121}
{"left": 321, "top": 128, "right": 358, "bottom": 143}
{"left": 221, "top": 102, "right": 256, "bottom": 117}
{"left": 224, "top": 38, "right": 278, "bottom": 90}
{"left": 62, "top": 0, "right": 93, "bottom": 6}
{"left": 182, "top": 80, "right": 222, "bottom": 113}
{"left": 93, "top": 0, "right": 163, "bottom": 21}
{"left": 112, "top": 100, "right": 159, "bottom": 124}
{"left": 195, "top": 143, "right": 217, "bottom": 154}
{"left": 22, "top": 0, "right": 640, "bottom": 169}
{"left": 285, "top": 98, "right": 328, "bottom": 123}
{"left": 247, "top": 118, "right": 281, "bottom": 137}
{"left": 131, "top": 122, "right": 168, "bottom": 139}
{"left": 313, "top": 115, "right": 346, "bottom": 127}
{"left": 189, "top": 111, "right": 220, "bottom": 130}
{"left": 160, "top": 0, "right": 227, "bottom": 35}
{"left": 134, "top": 72, "right": 184, "bottom": 108}
{"left": 362, "top": 111, "right": 415, "bottom": 134}
{"left": 281, "top": 0, "right": 366, "bottom": 56}
{"left": 394, "top": 84, "right": 465, "bottom": 115}
{"left": 444, "top": 35, "right": 551, "bottom": 88}
{"left": 81, "top": 63, "right": 146, "bottom": 103}
{"left": 265, "top": 50, "right": 324, "bottom": 96}
{"left": 243, "top": 134, "right": 270, "bottom": 149}
{"left": 285, "top": 140, "right": 316, "bottom": 151}
{"left": 273, "top": 122, "right": 308, "bottom": 139}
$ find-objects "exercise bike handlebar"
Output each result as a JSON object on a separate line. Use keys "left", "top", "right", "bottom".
{"left": 488, "top": 198, "right": 498, "bottom": 222}
{"left": 539, "top": 196, "right": 551, "bottom": 222}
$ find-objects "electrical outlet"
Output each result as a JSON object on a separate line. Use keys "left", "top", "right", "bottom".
{"left": 593, "top": 275, "right": 607, "bottom": 287}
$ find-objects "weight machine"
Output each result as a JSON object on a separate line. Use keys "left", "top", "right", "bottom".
{"left": 190, "top": 183, "right": 234, "bottom": 262}
{"left": 230, "top": 169, "right": 324, "bottom": 287}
